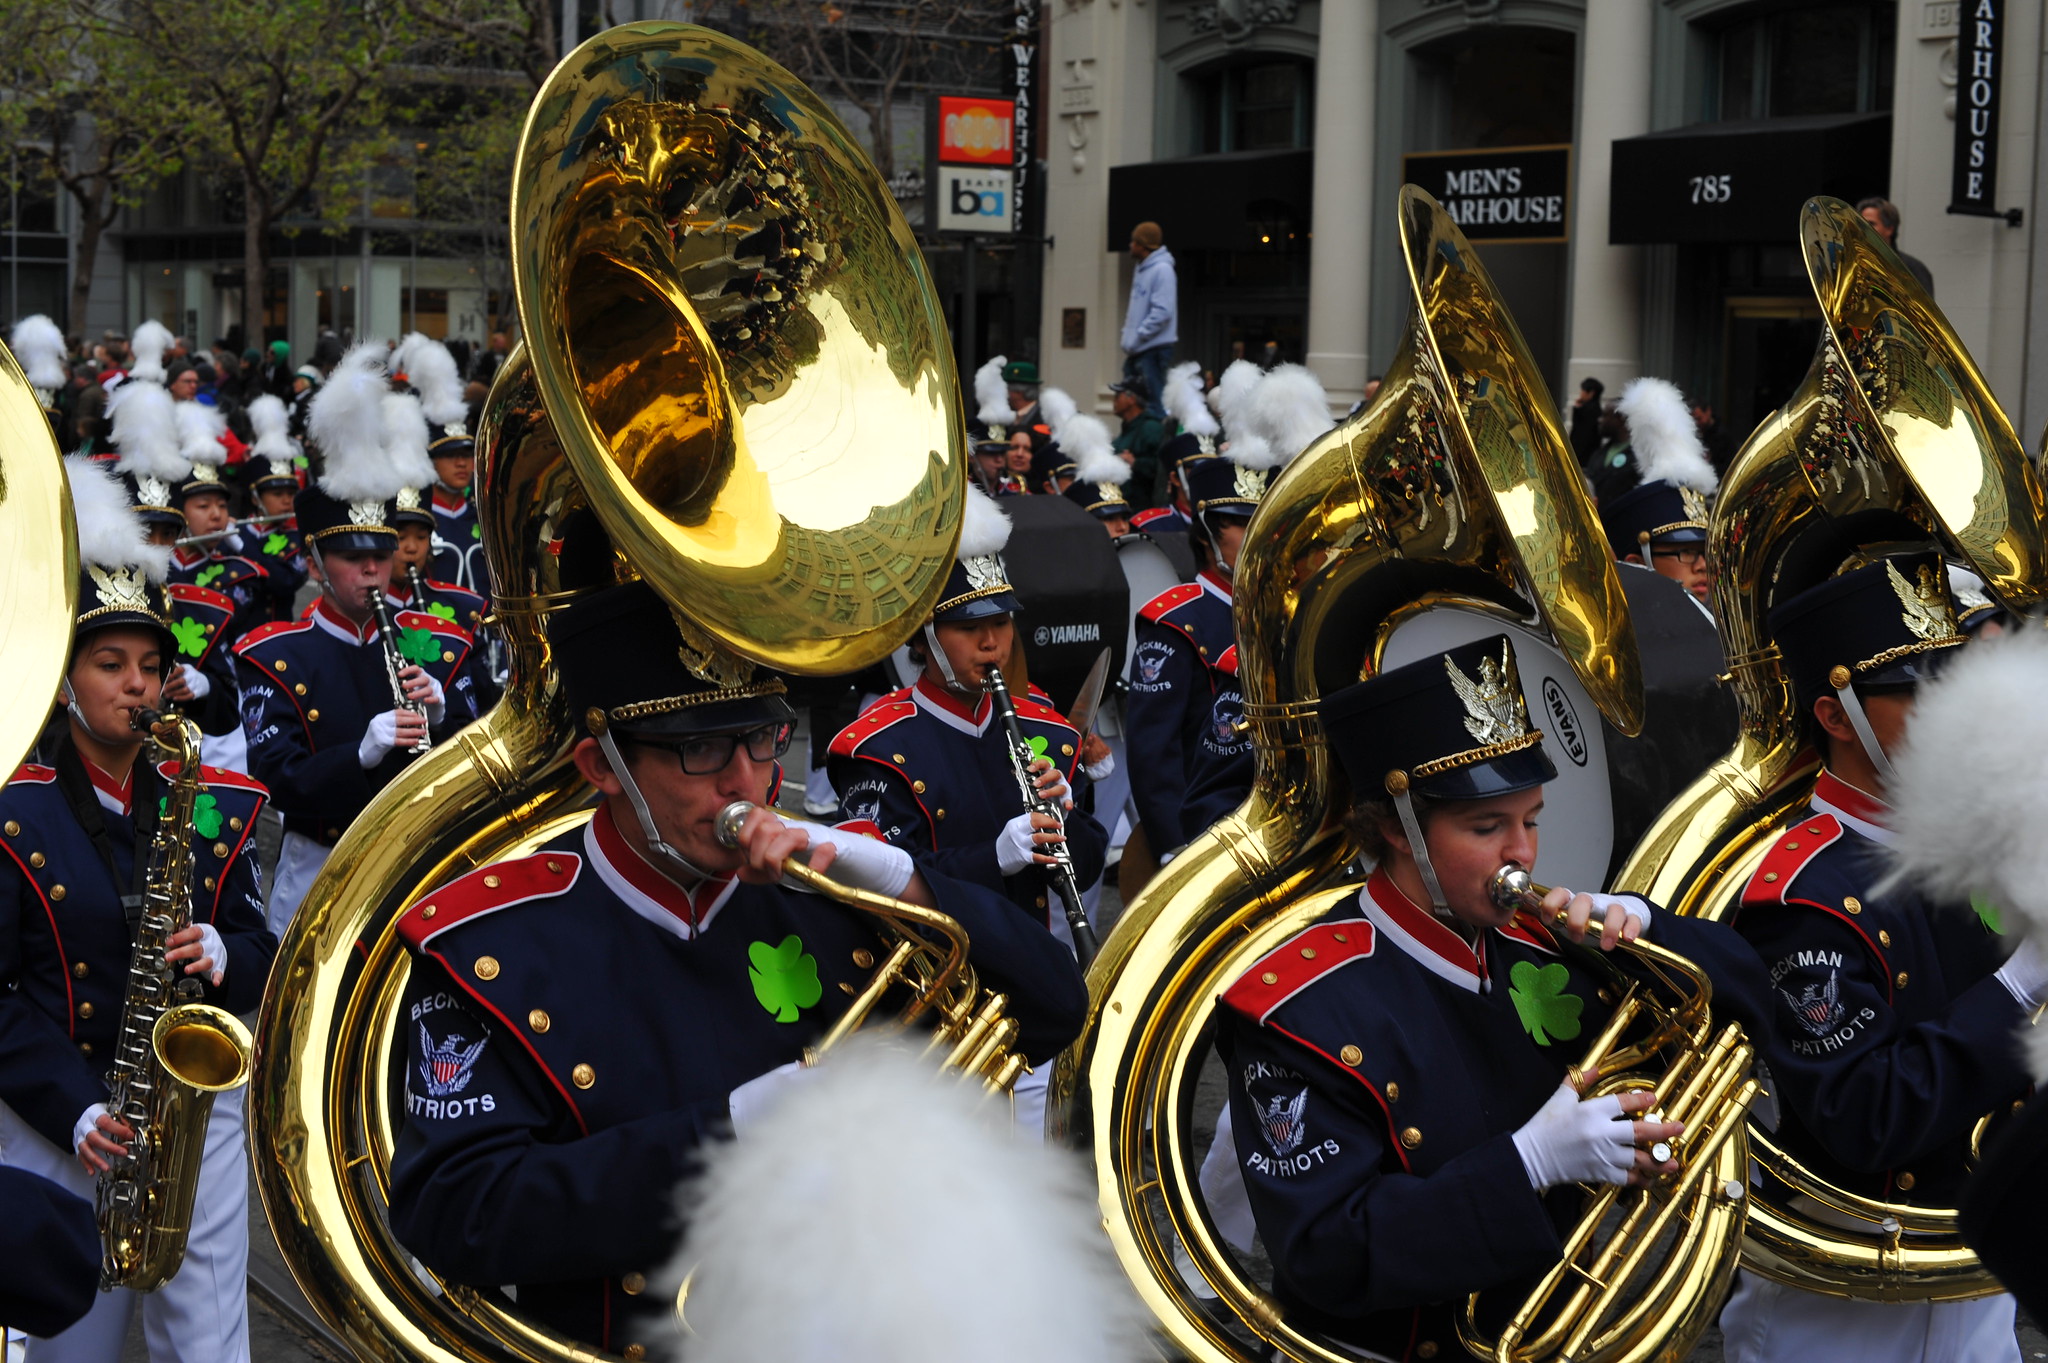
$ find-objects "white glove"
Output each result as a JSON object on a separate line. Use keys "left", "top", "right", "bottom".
{"left": 1996, "top": 932, "right": 2048, "bottom": 1011}
{"left": 1085, "top": 751, "right": 1116, "bottom": 782}
{"left": 73, "top": 1103, "right": 110, "bottom": 1159}
{"left": 997, "top": 809, "right": 1045, "bottom": 877}
{"left": 218, "top": 529, "right": 244, "bottom": 555}
{"left": 1551, "top": 889, "right": 1652, "bottom": 938}
{"left": 780, "top": 819, "right": 914, "bottom": 899}
{"left": 1511, "top": 1082, "right": 1639, "bottom": 1190}
{"left": 416, "top": 672, "right": 445, "bottom": 726}
{"left": 176, "top": 664, "right": 212, "bottom": 700}
{"left": 359, "top": 711, "right": 401, "bottom": 769}
{"left": 728, "top": 1061, "right": 813, "bottom": 1138}
{"left": 193, "top": 923, "right": 227, "bottom": 987}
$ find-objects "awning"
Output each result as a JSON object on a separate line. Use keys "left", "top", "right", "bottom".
{"left": 1107, "top": 149, "right": 1313, "bottom": 253}
{"left": 1608, "top": 113, "right": 1890, "bottom": 245}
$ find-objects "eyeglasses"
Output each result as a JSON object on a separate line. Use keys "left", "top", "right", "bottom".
{"left": 632, "top": 721, "right": 793, "bottom": 775}
{"left": 1651, "top": 545, "right": 1709, "bottom": 567}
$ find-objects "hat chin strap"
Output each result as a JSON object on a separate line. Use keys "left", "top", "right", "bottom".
{"left": 923, "top": 622, "right": 982, "bottom": 697}
{"left": 595, "top": 729, "right": 719, "bottom": 886}
{"left": 1197, "top": 511, "right": 1235, "bottom": 578}
{"left": 1832, "top": 680, "right": 1899, "bottom": 788}
{"left": 61, "top": 681, "right": 140, "bottom": 750}
{"left": 1391, "top": 786, "right": 1450, "bottom": 913}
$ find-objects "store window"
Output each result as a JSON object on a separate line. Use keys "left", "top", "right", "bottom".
{"left": 1193, "top": 61, "right": 1312, "bottom": 154}
{"left": 1713, "top": 2, "right": 1895, "bottom": 120}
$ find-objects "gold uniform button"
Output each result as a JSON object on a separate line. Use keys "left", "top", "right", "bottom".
{"left": 1260, "top": 971, "right": 1279, "bottom": 986}
{"left": 912, "top": 780, "right": 927, "bottom": 793}
{"left": 1844, "top": 896, "right": 1862, "bottom": 914}
{"left": 547, "top": 860, "right": 563, "bottom": 874}
{"left": 72, "top": 961, "right": 88, "bottom": 979}
{"left": 78, "top": 1002, "right": 94, "bottom": 1019}
{"left": 623, "top": 1346, "right": 647, "bottom": 1361}
{"left": 2, "top": 820, "right": 16, "bottom": 836}
{"left": 473, "top": 956, "right": 500, "bottom": 981}
{"left": 484, "top": 875, "right": 501, "bottom": 889}
{"left": 1896, "top": 1172, "right": 1916, "bottom": 1192}
{"left": 420, "top": 904, "right": 436, "bottom": 920}
{"left": 572, "top": 1063, "right": 596, "bottom": 1089}
{"left": 28, "top": 852, "right": 45, "bottom": 868}
{"left": 204, "top": 877, "right": 216, "bottom": 891}
{"left": 1785, "top": 841, "right": 1800, "bottom": 851}
{"left": 1762, "top": 872, "right": 1778, "bottom": 883}
{"left": 1400, "top": 1126, "right": 1423, "bottom": 1149}
{"left": 49, "top": 884, "right": 64, "bottom": 901}
{"left": 1061, "top": 743, "right": 1074, "bottom": 756}
{"left": 1300, "top": 947, "right": 1317, "bottom": 960}
{"left": 1333, "top": 932, "right": 1348, "bottom": 944}
{"left": 442, "top": 650, "right": 455, "bottom": 663}
{"left": 1417, "top": 1343, "right": 1439, "bottom": 1360}
{"left": 935, "top": 808, "right": 946, "bottom": 820}
{"left": 892, "top": 753, "right": 905, "bottom": 764}
{"left": 274, "top": 659, "right": 287, "bottom": 671}
{"left": 307, "top": 709, "right": 320, "bottom": 722}
{"left": 229, "top": 817, "right": 243, "bottom": 831}
{"left": 1878, "top": 930, "right": 1892, "bottom": 947}
{"left": 1895, "top": 971, "right": 1909, "bottom": 988}
{"left": 621, "top": 1272, "right": 645, "bottom": 1295}
{"left": 1339, "top": 1045, "right": 1362, "bottom": 1067}
{"left": 1808, "top": 825, "right": 1824, "bottom": 835}
{"left": 78, "top": 1042, "right": 92, "bottom": 1057}
{"left": 1385, "top": 1081, "right": 1400, "bottom": 1102}
{"left": 852, "top": 949, "right": 874, "bottom": 969}
{"left": 212, "top": 843, "right": 229, "bottom": 859}
{"left": 1034, "top": 895, "right": 1047, "bottom": 909}
{"left": 294, "top": 682, "right": 307, "bottom": 695}
{"left": 528, "top": 1009, "right": 551, "bottom": 1033}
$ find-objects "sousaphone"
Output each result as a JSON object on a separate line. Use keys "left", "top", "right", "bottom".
{"left": 0, "top": 337, "right": 77, "bottom": 773}
{"left": 251, "top": 23, "right": 963, "bottom": 1361}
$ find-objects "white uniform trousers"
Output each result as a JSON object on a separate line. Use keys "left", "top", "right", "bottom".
{"left": 0, "top": 1090, "right": 250, "bottom": 1363}
{"left": 1720, "top": 1269, "right": 2018, "bottom": 1363}
{"left": 266, "top": 831, "right": 333, "bottom": 940}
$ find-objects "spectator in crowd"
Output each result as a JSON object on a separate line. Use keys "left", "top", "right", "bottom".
{"left": 1856, "top": 197, "right": 1935, "bottom": 297}
{"left": 1691, "top": 395, "right": 1734, "bottom": 473}
{"left": 1110, "top": 378, "right": 1166, "bottom": 509}
{"left": 1570, "top": 376, "right": 1605, "bottom": 466}
{"left": 1120, "top": 221, "right": 1178, "bottom": 418}
{"left": 472, "top": 330, "right": 512, "bottom": 387}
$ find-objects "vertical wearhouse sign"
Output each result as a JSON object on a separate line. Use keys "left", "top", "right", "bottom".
{"left": 1951, "top": 0, "right": 2004, "bottom": 214}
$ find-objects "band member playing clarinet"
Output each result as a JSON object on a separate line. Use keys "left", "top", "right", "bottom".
{"left": 386, "top": 580, "right": 1085, "bottom": 1361}
{"left": 1214, "top": 635, "right": 1772, "bottom": 1361}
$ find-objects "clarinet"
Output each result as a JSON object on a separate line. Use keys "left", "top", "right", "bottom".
{"left": 367, "top": 588, "right": 432, "bottom": 755}
{"left": 984, "top": 665, "right": 1100, "bottom": 967}
{"left": 406, "top": 562, "right": 432, "bottom": 614}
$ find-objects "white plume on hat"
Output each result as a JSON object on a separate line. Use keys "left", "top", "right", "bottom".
{"left": 1162, "top": 360, "right": 1218, "bottom": 439}
{"left": 957, "top": 483, "right": 1013, "bottom": 559}
{"left": 110, "top": 382, "right": 188, "bottom": 484}
{"left": 382, "top": 391, "right": 435, "bottom": 490}
{"left": 400, "top": 333, "right": 467, "bottom": 427}
{"left": 248, "top": 394, "right": 293, "bottom": 463}
{"left": 10, "top": 314, "right": 67, "bottom": 391}
{"left": 1881, "top": 627, "right": 2048, "bottom": 1080}
{"left": 1208, "top": 358, "right": 1263, "bottom": 429}
{"left": 129, "top": 320, "right": 173, "bottom": 385}
{"left": 1038, "top": 386, "right": 1078, "bottom": 435}
{"left": 67, "top": 455, "right": 168, "bottom": 582}
{"left": 974, "top": 354, "right": 1012, "bottom": 428}
{"left": 1617, "top": 377, "right": 1717, "bottom": 493}
{"left": 310, "top": 341, "right": 400, "bottom": 501}
{"left": 669, "top": 1037, "right": 1147, "bottom": 1363}
{"left": 1064, "top": 415, "right": 1126, "bottom": 485}
{"left": 1236, "top": 363, "right": 1332, "bottom": 468}
{"left": 175, "top": 400, "right": 226, "bottom": 468}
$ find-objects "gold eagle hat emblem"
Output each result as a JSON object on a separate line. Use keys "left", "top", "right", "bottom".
{"left": 1887, "top": 559, "right": 1959, "bottom": 641}
{"left": 1446, "top": 641, "right": 1532, "bottom": 747}
{"left": 87, "top": 564, "right": 153, "bottom": 614}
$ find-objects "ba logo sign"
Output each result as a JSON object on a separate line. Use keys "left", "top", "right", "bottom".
{"left": 938, "top": 169, "right": 1015, "bottom": 233}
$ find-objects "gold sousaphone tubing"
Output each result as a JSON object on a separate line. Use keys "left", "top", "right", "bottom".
{"left": 1473, "top": 866, "right": 1762, "bottom": 1363}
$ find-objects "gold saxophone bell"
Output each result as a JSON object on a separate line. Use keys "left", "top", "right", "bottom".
{"left": 251, "top": 22, "right": 967, "bottom": 1361}
{"left": 1613, "top": 197, "right": 2048, "bottom": 1303}
{"left": 1053, "top": 187, "right": 1750, "bottom": 1363}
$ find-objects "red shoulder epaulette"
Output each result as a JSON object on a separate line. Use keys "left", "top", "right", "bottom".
{"left": 829, "top": 700, "right": 916, "bottom": 759}
{"left": 216, "top": 555, "right": 269, "bottom": 579}
{"left": 1220, "top": 919, "right": 1376, "bottom": 1024}
{"left": 1139, "top": 582, "right": 1202, "bottom": 623}
{"left": 865, "top": 684, "right": 913, "bottom": 711}
{"left": 397, "top": 609, "right": 470, "bottom": 639}
{"left": 9, "top": 764, "right": 55, "bottom": 786}
{"left": 157, "top": 762, "right": 270, "bottom": 800}
{"left": 1216, "top": 644, "right": 1239, "bottom": 676}
{"left": 1131, "top": 506, "right": 1173, "bottom": 529}
{"left": 398, "top": 852, "right": 583, "bottom": 949}
{"left": 234, "top": 618, "right": 313, "bottom": 654}
{"left": 166, "top": 582, "right": 236, "bottom": 614}
{"left": 1741, "top": 816, "right": 1844, "bottom": 908}
{"left": 1013, "top": 696, "right": 1078, "bottom": 732}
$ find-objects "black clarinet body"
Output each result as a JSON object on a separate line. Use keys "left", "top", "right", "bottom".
{"left": 983, "top": 665, "right": 1100, "bottom": 967}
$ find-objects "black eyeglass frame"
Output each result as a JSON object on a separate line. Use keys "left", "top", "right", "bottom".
{"left": 629, "top": 720, "right": 795, "bottom": 775}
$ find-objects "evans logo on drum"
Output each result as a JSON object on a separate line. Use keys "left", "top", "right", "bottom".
{"left": 1542, "top": 678, "right": 1589, "bottom": 767}
{"left": 1033, "top": 622, "right": 1102, "bottom": 647}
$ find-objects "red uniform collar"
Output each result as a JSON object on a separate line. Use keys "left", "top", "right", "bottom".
{"left": 311, "top": 595, "right": 378, "bottom": 645}
{"left": 1810, "top": 769, "right": 1892, "bottom": 844}
{"left": 1197, "top": 567, "right": 1233, "bottom": 603}
{"left": 586, "top": 802, "right": 736, "bottom": 936}
{"left": 1359, "top": 868, "right": 1490, "bottom": 993}
{"left": 432, "top": 487, "right": 470, "bottom": 511}
{"left": 85, "top": 760, "right": 133, "bottom": 816}
{"left": 913, "top": 673, "right": 992, "bottom": 728}
{"left": 172, "top": 547, "right": 207, "bottom": 569}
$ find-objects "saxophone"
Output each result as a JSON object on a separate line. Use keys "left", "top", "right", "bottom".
{"left": 97, "top": 709, "right": 254, "bottom": 1292}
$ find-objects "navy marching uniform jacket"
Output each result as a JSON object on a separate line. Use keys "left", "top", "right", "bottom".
{"left": 1126, "top": 570, "right": 1235, "bottom": 854}
{"left": 167, "top": 546, "right": 272, "bottom": 645}
{"left": 1181, "top": 642, "right": 1253, "bottom": 834}
{"left": 430, "top": 488, "right": 484, "bottom": 595}
{"left": 395, "top": 577, "right": 500, "bottom": 714}
{"left": 239, "top": 522, "right": 311, "bottom": 623}
{"left": 1731, "top": 769, "right": 2031, "bottom": 1210}
{"left": 827, "top": 676, "right": 1109, "bottom": 933}
{"left": 164, "top": 582, "right": 245, "bottom": 739}
{"left": 234, "top": 599, "right": 477, "bottom": 849}
{"left": 0, "top": 752, "right": 274, "bottom": 1153}
{"left": 1131, "top": 504, "right": 1192, "bottom": 535}
{"left": 386, "top": 803, "right": 1089, "bottom": 1357}
{"left": 1217, "top": 869, "right": 1774, "bottom": 1361}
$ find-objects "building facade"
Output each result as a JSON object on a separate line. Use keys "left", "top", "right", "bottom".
{"left": 1039, "top": 0, "right": 2048, "bottom": 445}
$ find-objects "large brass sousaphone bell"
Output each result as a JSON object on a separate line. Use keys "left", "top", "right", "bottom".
{"left": 0, "top": 336, "right": 78, "bottom": 774}
{"left": 251, "top": 23, "right": 962, "bottom": 1362}
{"left": 1052, "top": 189, "right": 1756, "bottom": 1363}
{"left": 1615, "top": 196, "right": 2047, "bottom": 1301}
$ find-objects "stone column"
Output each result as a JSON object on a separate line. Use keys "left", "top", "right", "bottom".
{"left": 1305, "top": 0, "right": 1376, "bottom": 413}
{"left": 1563, "top": 0, "right": 1654, "bottom": 399}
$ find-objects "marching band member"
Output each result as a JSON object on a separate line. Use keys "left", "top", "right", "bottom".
{"left": 382, "top": 382, "right": 497, "bottom": 710}
{"left": 384, "top": 579, "right": 1087, "bottom": 1360}
{"left": 1596, "top": 378, "right": 1718, "bottom": 608}
{"left": 0, "top": 458, "right": 275, "bottom": 1363}
{"left": 1214, "top": 635, "right": 1772, "bottom": 1362}
{"left": 237, "top": 394, "right": 310, "bottom": 624}
{"left": 235, "top": 344, "right": 477, "bottom": 939}
{"left": 0, "top": 1166, "right": 99, "bottom": 1342}
{"left": 1133, "top": 360, "right": 1213, "bottom": 537}
{"left": 405, "top": 338, "right": 484, "bottom": 595}
{"left": 1718, "top": 553, "right": 2036, "bottom": 1363}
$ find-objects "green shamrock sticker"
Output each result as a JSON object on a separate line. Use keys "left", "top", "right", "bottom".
{"left": 263, "top": 532, "right": 289, "bottom": 556}
{"left": 748, "top": 936, "right": 822, "bottom": 1022}
{"left": 168, "top": 617, "right": 209, "bottom": 658}
{"left": 195, "top": 563, "right": 225, "bottom": 588}
{"left": 157, "top": 792, "right": 223, "bottom": 840}
{"left": 470, "top": 523, "right": 481, "bottom": 540}
{"left": 1027, "top": 735, "right": 1049, "bottom": 761}
{"left": 1972, "top": 893, "right": 2005, "bottom": 935}
{"left": 1508, "top": 960, "right": 1583, "bottom": 1047}
{"left": 427, "top": 602, "right": 458, "bottom": 622}
{"left": 396, "top": 626, "right": 440, "bottom": 665}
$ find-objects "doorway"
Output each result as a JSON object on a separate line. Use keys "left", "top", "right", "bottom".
{"left": 1722, "top": 296, "right": 1820, "bottom": 438}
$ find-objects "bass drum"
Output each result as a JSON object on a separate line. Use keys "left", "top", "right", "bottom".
{"left": 1114, "top": 532, "right": 1186, "bottom": 685}
{"left": 1003, "top": 495, "right": 1127, "bottom": 712}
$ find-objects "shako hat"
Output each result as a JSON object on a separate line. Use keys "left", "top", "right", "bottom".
{"left": 554, "top": 579, "right": 793, "bottom": 738}
{"left": 298, "top": 341, "right": 400, "bottom": 551}
{"left": 381, "top": 384, "right": 438, "bottom": 529}
{"left": 11, "top": 314, "right": 66, "bottom": 417}
{"left": 1769, "top": 550, "right": 1965, "bottom": 712}
{"left": 1322, "top": 634, "right": 1557, "bottom": 803}
{"left": 67, "top": 455, "right": 173, "bottom": 653}
{"left": 397, "top": 333, "right": 473, "bottom": 461}
{"left": 1057, "top": 413, "right": 1131, "bottom": 520}
{"left": 933, "top": 485, "right": 1021, "bottom": 622}
{"left": 246, "top": 394, "right": 301, "bottom": 491}
{"left": 1187, "top": 363, "right": 1329, "bottom": 522}
{"left": 171, "top": 401, "right": 231, "bottom": 507}
{"left": 1159, "top": 360, "right": 1218, "bottom": 473}
{"left": 1598, "top": 377, "right": 1718, "bottom": 559}
{"left": 969, "top": 354, "right": 1012, "bottom": 442}
{"left": 109, "top": 381, "right": 188, "bottom": 529}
